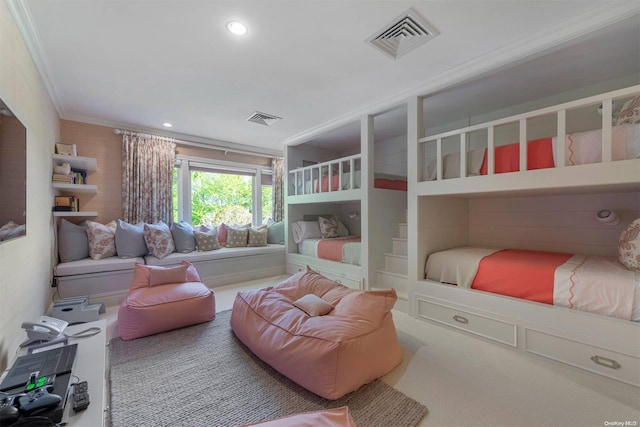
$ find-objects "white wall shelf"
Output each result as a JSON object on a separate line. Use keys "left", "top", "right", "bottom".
{"left": 53, "top": 211, "right": 98, "bottom": 217}
{"left": 52, "top": 183, "right": 98, "bottom": 193}
{"left": 52, "top": 154, "right": 97, "bottom": 171}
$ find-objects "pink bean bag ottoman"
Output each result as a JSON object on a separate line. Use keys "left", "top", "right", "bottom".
{"left": 118, "top": 261, "right": 215, "bottom": 340}
{"left": 231, "top": 266, "right": 402, "bottom": 400}
{"left": 242, "top": 406, "right": 356, "bottom": 427}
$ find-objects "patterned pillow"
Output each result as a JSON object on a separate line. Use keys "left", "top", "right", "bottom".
{"left": 247, "top": 227, "right": 268, "bottom": 247}
{"left": 618, "top": 218, "right": 640, "bottom": 272}
{"left": 85, "top": 220, "right": 117, "bottom": 260}
{"left": 143, "top": 221, "right": 175, "bottom": 259}
{"left": 226, "top": 226, "right": 248, "bottom": 247}
{"left": 616, "top": 95, "right": 640, "bottom": 126}
{"left": 194, "top": 228, "right": 221, "bottom": 251}
{"left": 318, "top": 216, "right": 339, "bottom": 238}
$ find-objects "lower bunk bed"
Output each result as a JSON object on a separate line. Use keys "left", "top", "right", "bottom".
{"left": 415, "top": 246, "right": 640, "bottom": 387}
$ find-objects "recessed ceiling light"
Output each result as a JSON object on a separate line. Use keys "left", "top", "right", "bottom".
{"left": 227, "top": 21, "right": 248, "bottom": 36}
{"left": 163, "top": 122, "right": 173, "bottom": 128}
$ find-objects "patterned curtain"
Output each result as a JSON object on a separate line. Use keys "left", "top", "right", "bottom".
{"left": 122, "top": 134, "right": 176, "bottom": 224}
{"left": 271, "top": 157, "right": 284, "bottom": 222}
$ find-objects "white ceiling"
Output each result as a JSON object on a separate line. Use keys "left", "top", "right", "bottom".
{"left": 10, "top": 1, "right": 640, "bottom": 155}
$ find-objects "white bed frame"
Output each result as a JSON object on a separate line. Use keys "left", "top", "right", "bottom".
{"left": 406, "top": 86, "right": 640, "bottom": 387}
{"left": 286, "top": 134, "right": 408, "bottom": 297}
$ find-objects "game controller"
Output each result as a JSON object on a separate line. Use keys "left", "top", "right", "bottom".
{"left": 0, "top": 393, "right": 22, "bottom": 424}
{"left": 16, "top": 386, "right": 62, "bottom": 416}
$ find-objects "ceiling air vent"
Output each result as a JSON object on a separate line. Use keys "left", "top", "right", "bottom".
{"left": 246, "top": 111, "right": 282, "bottom": 127}
{"left": 367, "top": 8, "right": 439, "bottom": 60}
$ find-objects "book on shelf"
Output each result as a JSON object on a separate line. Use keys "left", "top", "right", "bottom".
{"left": 54, "top": 196, "right": 79, "bottom": 212}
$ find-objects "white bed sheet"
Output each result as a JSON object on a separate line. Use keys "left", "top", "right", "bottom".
{"left": 297, "top": 238, "right": 361, "bottom": 266}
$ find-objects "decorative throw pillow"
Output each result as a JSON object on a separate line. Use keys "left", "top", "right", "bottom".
{"left": 247, "top": 227, "right": 268, "bottom": 247}
{"left": 148, "top": 264, "right": 189, "bottom": 287}
{"left": 143, "top": 221, "right": 175, "bottom": 259}
{"left": 318, "top": 216, "right": 339, "bottom": 238}
{"left": 267, "top": 221, "right": 285, "bottom": 244}
{"left": 58, "top": 219, "right": 89, "bottom": 262}
{"left": 171, "top": 221, "right": 196, "bottom": 253}
{"left": 194, "top": 228, "right": 221, "bottom": 251}
{"left": 293, "top": 294, "right": 334, "bottom": 317}
{"left": 226, "top": 226, "right": 249, "bottom": 247}
{"left": 215, "top": 223, "right": 227, "bottom": 246}
{"left": 130, "top": 260, "right": 202, "bottom": 290}
{"left": 618, "top": 218, "right": 640, "bottom": 272}
{"left": 85, "top": 220, "right": 117, "bottom": 260}
{"left": 115, "top": 220, "right": 148, "bottom": 258}
{"left": 616, "top": 94, "right": 640, "bottom": 126}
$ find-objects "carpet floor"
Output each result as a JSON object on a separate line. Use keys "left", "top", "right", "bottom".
{"left": 109, "top": 310, "right": 428, "bottom": 427}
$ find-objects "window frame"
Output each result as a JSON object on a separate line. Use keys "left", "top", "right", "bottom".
{"left": 174, "top": 155, "right": 272, "bottom": 226}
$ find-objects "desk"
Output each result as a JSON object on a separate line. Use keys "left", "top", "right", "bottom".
{"left": 61, "top": 320, "right": 107, "bottom": 427}
{"left": 1, "top": 320, "right": 107, "bottom": 427}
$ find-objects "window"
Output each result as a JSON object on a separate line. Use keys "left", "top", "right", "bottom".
{"left": 173, "top": 157, "right": 272, "bottom": 227}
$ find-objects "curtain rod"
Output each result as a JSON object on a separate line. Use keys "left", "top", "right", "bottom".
{"left": 113, "top": 128, "right": 281, "bottom": 159}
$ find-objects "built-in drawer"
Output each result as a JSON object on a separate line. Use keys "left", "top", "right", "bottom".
{"left": 524, "top": 328, "right": 640, "bottom": 387}
{"left": 416, "top": 297, "right": 517, "bottom": 347}
{"left": 286, "top": 262, "right": 362, "bottom": 290}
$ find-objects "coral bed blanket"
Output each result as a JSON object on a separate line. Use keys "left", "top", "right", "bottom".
{"left": 425, "top": 247, "right": 639, "bottom": 320}
{"left": 317, "top": 236, "right": 361, "bottom": 262}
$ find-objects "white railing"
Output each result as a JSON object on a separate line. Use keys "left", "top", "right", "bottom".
{"left": 418, "top": 85, "right": 639, "bottom": 182}
{"left": 289, "top": 154, "right": 361, "bottom": 196}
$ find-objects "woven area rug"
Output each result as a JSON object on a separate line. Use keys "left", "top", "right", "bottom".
{"left": 109, "top": 310, "right": 428, "bottom": 427}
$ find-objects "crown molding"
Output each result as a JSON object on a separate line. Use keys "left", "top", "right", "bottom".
{"left": 7, "top": 0, "right": 65, "bottom": 117}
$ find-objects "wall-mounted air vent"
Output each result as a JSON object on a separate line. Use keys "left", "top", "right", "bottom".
{"left": 367, "top": 8, "right": 439, "bottom": 60}
{"left": 246, "top": 111, "right": 282, "bottom": 127}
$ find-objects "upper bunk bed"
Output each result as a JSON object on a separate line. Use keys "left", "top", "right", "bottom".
{"left": 288, "top": 153, "right": 408, "bottom": 204}
{"left": 416, "top": 85, "right": 640, "bottom": 197}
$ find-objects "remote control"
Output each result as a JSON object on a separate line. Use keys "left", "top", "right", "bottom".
{"left": 72, "top": 381, "right": 90, "bottom": 412}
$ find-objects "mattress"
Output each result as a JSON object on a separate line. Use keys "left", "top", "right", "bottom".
{"left": 298, "top": 237, "right": 361, "bottom": 266}
{"left": 425, "top": 246, "right": 640, "bottom": 321}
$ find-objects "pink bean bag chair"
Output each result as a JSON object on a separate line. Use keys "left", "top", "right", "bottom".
{"left": 242, "top": 406, "right": 356, "bottom": 427}
{"left": 231, "top": 266, "right": 402, "bottom": 400}
{"left": 118, "top": 261, "right": 215, "bottom": 340}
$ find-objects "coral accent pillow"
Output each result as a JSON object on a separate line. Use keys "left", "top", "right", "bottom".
{"left": 148, "top": 264, "right": 189, "bottom": 287}
{"left": 318, "top": 216, "right": 339, "bottom": 238}
{"left": 226, "top": 226, "right": 249, "bottom": 247}
{"left": 85, "top": 220, "right": 117, "bottom": 260}
{"left": 619, "top": 218, "right": 640, "bottom": 271}
{"left": 194, "top": 228, "right": 221, "bottom": 251}
{"left": 143, "top": 221, "right": 175, "bottom": 258}
{"left": 616, "top": 95, "right": 640, "bottom": 126}
{"left": 130, "top": 261, "right": 202, "bottom": 290}
{"left": 293, "top": 294, "right": 334, "bottom": 316}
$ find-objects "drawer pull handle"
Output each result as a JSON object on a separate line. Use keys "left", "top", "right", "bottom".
{"left": 453, "top": 315, "right": 469, "bottom": 324}
{"left": 590, "top": 355, "right": 621, "bottom": 370}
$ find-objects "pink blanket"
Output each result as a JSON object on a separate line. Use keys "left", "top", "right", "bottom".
{"left": 317, "top": 236, "right": 361, "bottom": 262}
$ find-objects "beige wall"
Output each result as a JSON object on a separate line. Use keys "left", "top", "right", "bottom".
{"left": 0, "top": 1, "right": 60, "bottom": 370}
{"left": 60, "top": 120, "right": 123, "bottom": 224}
{"left": 59, "top": 120, "right": 274, "bottom": 226}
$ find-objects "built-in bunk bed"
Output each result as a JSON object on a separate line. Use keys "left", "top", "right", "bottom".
{"left": 411, "top": 85, "right": 640, "bottom": 386}
{"left": 285, "top": 113, "right": 409, "bottom": 308}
